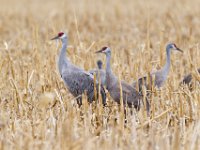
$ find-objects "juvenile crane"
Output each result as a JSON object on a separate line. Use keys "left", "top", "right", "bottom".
{"left": 89, "top": 60, "right": 106, "bottom": 86}
{"left": 96, "top": 47, "right": 141, "bottom": 110}
{"left": 51, "top": 32, "right": 106, "bottom": 106}
{"left": 132, "top": 43, "right": 183, "bottom": 115}
{"left": 133, "top": 43, "right": 183, "bottom": 91}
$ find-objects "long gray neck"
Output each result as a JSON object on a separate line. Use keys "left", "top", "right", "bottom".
{"left": 162, "top": 47, "right": 171, "bottom": 76}
{"left": 58, "top": 37, "right": 69, "bottom": 75}
{"left": 98, "top": 64, "right": 102, "bottom": 69}
{"left": 106, "top": 53, "right": 112, "bottom": 74}
{"left": 105, "top": 52, "right": 117, "bottom": 89}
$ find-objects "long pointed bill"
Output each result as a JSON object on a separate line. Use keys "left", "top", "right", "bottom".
{"left": 176, "top": 47, "right": 183, "bottom": 53}
{"left": 95, "top": 49, "right": 105, "bottom": 53}
{"left": 51, "top": 36, "right": 59, "bottom": 40}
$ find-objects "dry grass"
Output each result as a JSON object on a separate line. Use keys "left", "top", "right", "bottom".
{"left": 0, "top": 0, "right": 200, "bottom": 149}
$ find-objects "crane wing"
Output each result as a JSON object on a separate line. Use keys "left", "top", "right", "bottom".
{"left": 62, "top": 70, "right": 106, "bottom": 104}
{"left": 121, "top": 81, "right": 136, "bottom": 93}
{"left": 62, "top": 71, "right": 95, "bottom": 89}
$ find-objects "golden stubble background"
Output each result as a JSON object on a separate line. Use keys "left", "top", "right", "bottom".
{"left": 0, "top": 0, "right": 200, "bottom": 149}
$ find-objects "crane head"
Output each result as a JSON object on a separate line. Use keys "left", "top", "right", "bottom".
{"left": 167, "top": 43, "right": 183, "bottom": 53}
{"left": 95, "top": 47, "right": 111, "bottom": 54}
{"left": 97, "top": 60, "right": 103, "bottom": 69}
{"left": 51, "top": 32, "right": 67, "bottom": 40}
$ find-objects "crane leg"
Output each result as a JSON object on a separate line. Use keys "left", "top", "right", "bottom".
{"left": 77, "top": 97, "right": 82, "bottom": 107}
{"left": 145, "top": 92, "right": 151, "bottom": 117}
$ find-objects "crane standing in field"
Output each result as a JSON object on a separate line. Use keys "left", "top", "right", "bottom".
{"left": 89, "top": 60, "right": 106, "bottom": 86}
{"left": 96, "top": 47, "right": 142, "bottom": 110}
{"left": 133, "top": 43, "right": 183, "bottom": 91}
{"left": 132, "top": 43, "right": 183, "bottom": 114}
{"left": 51, "top": 32, "right": 106, "bottom": 106}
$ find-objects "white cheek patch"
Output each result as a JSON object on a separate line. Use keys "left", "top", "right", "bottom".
{"left": 105, "top": 49, "right": 109, "bottom": 53}
{"left": 173, "top": 45, "right": 177, "bottom": 49}
{"left": 61, "top": 34, "right": 66, "bottom": 39}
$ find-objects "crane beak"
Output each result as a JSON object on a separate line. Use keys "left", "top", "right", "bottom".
{"left": 51, "top": 36, "right": 59, "bottom": 40}
{"left": 95, "top": 49, "right": 104, "bottom": 53}
{"left": 176, "top": 47, "right": 183, "bottom": 53}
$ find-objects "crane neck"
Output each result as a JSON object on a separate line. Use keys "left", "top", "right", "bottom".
{"left": 106, "top": 52, "right": 112, "bottom": 74}
{"left": 58, "top": 37, "right": 69, "bottom": 74}
{"left": 163, "top": 47, "right": 171, "bottom": 75}
{"left": 105, "top": 52, "right": 117, "bottom": 89}
{"left": 60, "top": 38, "right": 68, "bottom": 60}
{"left": 98, "top": 64, "right": 102, "bottom": 69}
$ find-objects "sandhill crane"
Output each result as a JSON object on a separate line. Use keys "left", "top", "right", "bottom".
{"left": 133, "top": 43, "right": 183, "bottom": 91}
{"left": 96, "top": 47, "right": 141, "bottom": 110}
{"left": 180, "top": 68, "right": 200, "bottom": 89}
{"left": 89, "top": 60, "right": 106, "bottom": 86}
{"left": 132, "top": 43, "right": 183, "bottom": 115}
{"left": 51, "top": 32, "right": 106, "bottom": 106}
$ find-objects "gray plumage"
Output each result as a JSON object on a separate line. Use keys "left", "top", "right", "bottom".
{"left": 96, "top": 47, "right": 141, "bottom": 110}
{"left": 180, "top": 68, "right": 200, "bottom": 88}
{"left": 97, "top": 60, "right": 103, "bottom": 69}
{"left": 51, "top": 32, "right": 106, "bottom": 106}
{"left": 89, "top": 60, "right": 106, "bottom": 86}
{"left": 132, "top": 43, "right": 183, "bottom": 115}
{"left": 133, "top": 43, "right": 183, "bottom": 91}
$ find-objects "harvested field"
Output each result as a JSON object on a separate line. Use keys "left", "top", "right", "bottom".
{"left": 0, "top": 0, "right": 200, "bottom": 149}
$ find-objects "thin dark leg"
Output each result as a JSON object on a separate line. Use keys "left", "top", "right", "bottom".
{"left": 77, "top": 97, "right": 82, "bottom": 107}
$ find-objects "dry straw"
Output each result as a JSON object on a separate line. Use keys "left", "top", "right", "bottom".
{"left": 0, "top": 0, "right": 200, "bottom": 149}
